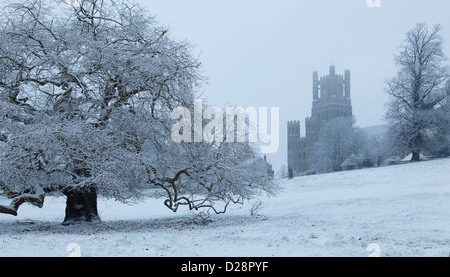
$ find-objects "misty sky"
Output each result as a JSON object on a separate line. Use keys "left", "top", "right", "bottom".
{"left": 136, "top": 0, "right": 450, "bottom": 171}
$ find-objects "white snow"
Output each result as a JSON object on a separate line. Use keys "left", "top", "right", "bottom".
{"left": 1, "top": 158, "right": 450, "bottom": 257}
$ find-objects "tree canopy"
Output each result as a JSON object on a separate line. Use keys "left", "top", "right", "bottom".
{"left": 0, "top": 0, "right": 276, "bottom": 223}
{"left": 384, "top": 23, "right": 450, "bottom": 162}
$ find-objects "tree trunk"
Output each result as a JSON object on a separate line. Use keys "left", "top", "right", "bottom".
{"left": 410, "top": 151, "right": 421, "bottom": 162}
{"left": 63, "top": 187, "right": 100, "bottom": 225}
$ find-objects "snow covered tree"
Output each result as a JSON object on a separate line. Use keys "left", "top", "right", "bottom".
{"left": 310, "top": 117, "right": 366, "bottom": 173}
{"left": 384, "top": 23, "right": 450, "bottom": 162}
{"left": 0, "top": 0, "right": 276, "bottom": 223}
{"left": 366, "top": 132, "right": 390, "bottom": 167}
{"left": 276, "top": 164, "right": 289, "bottom": 179}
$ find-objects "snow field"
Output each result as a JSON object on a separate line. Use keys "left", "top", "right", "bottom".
{"left": 1, "top": 158, "right": 450, "bottom": 257}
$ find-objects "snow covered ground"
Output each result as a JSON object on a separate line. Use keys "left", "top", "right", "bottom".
{"left": 1, "top": 158, "right": 450, "bottom": 257}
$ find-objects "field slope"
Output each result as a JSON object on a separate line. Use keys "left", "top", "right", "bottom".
{"left": 1, "top": 158, "right": 450, "bottom": 257}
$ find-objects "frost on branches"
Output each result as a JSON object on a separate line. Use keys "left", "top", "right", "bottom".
{"left": 0, "top": 0, "right": 277, "bottom": 224}
{"left": 384, "top": 24, "right": 450, "bottom": 162}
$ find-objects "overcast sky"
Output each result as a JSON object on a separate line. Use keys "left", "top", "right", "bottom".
{"left": 136, "top": 0, "right": 450, "bottom": 171}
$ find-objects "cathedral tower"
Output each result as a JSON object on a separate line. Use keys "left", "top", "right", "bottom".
{"left": 287, "top": 65, "right": 353, "bottom": 175}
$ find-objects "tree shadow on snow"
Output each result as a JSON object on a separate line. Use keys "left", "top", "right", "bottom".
{"left": 0, "top": 214, "right": 268, "bottom": 236}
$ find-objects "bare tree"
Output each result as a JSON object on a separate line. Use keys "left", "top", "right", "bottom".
{"left": 385, "top": 23, "right": 450, "bottom": 162}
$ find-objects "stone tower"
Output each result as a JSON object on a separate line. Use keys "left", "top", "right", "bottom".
{"left": 287, "top": 120, "right": 301, "bottom": 175}
{"left": 287, "top": 65, "right": 353, "bottom": 175}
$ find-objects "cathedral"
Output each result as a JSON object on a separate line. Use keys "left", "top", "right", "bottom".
{"left": 287, "top": 65, "right": 353, "bottom": 175}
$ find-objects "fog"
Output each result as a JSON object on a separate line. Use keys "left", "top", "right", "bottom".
{"left": 136, "top": 0, "right": 450, "bottom": 171}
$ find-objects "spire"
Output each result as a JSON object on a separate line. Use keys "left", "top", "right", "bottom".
{"left": 329, "top": 64, "right": 335, "bottom": 76}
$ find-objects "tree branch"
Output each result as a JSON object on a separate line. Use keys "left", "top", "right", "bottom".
{"left": 0, "top": 193, "right": 45, "bottom": 216}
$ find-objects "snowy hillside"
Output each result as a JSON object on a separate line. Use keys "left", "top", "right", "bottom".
{"left": 1, "top": 158, "right": 450, "bottom": 257}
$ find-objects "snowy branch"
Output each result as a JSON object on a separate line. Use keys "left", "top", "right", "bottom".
{"left": 0, "top": 183, "right": 45, "bottom": 216}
